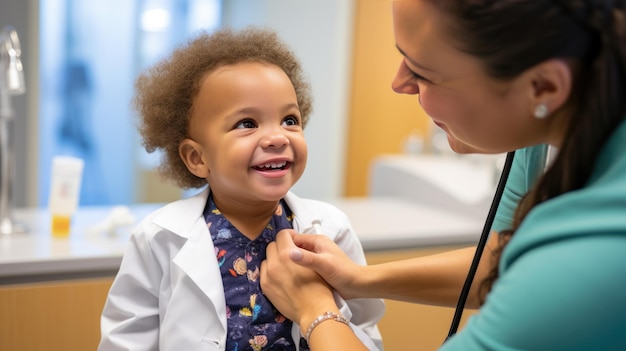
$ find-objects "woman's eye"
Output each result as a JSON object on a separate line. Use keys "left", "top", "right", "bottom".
{"left": 410, "top": 70, "right": 431, "bottom": 84}
{"left": 235, "top": 119, "right": 257, "bottom": 129}
{"left": 282, "top": 116, "right": 300, "bottom": 127}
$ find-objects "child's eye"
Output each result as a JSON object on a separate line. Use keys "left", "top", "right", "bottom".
{"left": 235, "top": 119, "right": 257, "bottom": 129}
{"left": 282, "top": 116, "right": 300, "bottom": 127}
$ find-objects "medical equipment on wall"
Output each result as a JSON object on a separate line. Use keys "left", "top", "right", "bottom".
{"left": 0, "top": 25, "right": 27, "bottom": 235}
{"left": 445, "top": 150, "right": 516, "bottom": 342}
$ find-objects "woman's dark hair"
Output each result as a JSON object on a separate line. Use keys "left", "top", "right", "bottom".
{"left": 134, "top": 27, "right": 312, "bottom": 189}
{"left": 433, "top": 0, "right": 626, "bottom": 303}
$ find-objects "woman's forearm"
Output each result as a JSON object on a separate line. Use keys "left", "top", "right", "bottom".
{"left": 353, "top": 234, "right": 499, "bottom": 309}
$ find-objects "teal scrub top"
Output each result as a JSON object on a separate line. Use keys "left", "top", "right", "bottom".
{"left": 441, "top": 120, "right": 626, "bottom": 350}
{"left": 491, "top": 144, "right": 549, "bottom": 234}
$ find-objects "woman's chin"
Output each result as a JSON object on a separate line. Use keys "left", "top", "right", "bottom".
{"left": 446, "top": 138, "right": 469, "bottom": 154}
{"left": 447, "top": 134, "right": 498, "bottom": 154}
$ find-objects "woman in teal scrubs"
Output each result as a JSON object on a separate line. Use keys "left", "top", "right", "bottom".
{"left": 260, "top": 1, "right": 626, "bottom": 350}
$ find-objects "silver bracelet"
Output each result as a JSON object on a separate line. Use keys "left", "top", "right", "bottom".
{"left": 304, "top": 311, "right": 350, "bottom": 343}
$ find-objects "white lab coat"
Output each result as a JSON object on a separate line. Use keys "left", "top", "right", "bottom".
{"left": 99, "top": 188, "right": 385, "bottom": 351}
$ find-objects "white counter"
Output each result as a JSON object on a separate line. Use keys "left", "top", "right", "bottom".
{"left": 0, "top": 204, "right": 161, "bottom": 284}
{"left": 328, "top": 197, "right": 484, "bottom": 250}
{"left": 0, "top": 198, "right": 485, "bottom": 284}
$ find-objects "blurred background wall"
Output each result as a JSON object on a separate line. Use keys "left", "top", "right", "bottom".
{"left": 0, "top": 0, "right": 430, "bottom": 208}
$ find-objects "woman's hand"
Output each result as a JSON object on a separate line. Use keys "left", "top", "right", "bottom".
{"left": 266, "top": 229, "right": 495, "bottom": 307}
{"left": 262, "top": 230, "right": 370, "bottom": 350}
{"left": 285, "top": 229, "right": 368, "bottom": 299}
{"left": 260, "top": 230, "right": 339, "bottom": 331}
{"left": 267, "top": 229, "right": 368, "bottom": 300}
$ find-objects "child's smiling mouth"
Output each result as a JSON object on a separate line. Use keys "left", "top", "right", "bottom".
{"left": 252, "top": 161, "right": 291, "bottom": 171}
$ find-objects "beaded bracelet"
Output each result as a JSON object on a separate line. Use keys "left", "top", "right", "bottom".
{"left": 304, "top": 311, "right": 350, "bottom": 343}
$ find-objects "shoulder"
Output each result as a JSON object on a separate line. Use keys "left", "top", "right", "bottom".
{"left": 492, "top": 146, "right": 549, "bottom": 233}
{"left": 284, "top": 191, "right": 358, "bottom": 243}
{"left": 132, "top": 188, "right": 209, "bottom": 242}
{"left": 502, "top": 140, "right": 626, "bottom": 267}
{"left": 453, "top": 233, "right": 626, "bottom": 350}
{"left": 511, "top": 144, "right": 549, "bottom": 186}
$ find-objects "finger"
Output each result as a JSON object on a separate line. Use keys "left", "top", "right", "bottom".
{"left": 291, "top": 232, "right": 326, "bottom": 252}
{"left": 259, "top": 260, "right": 273, "bottom": 296}
{"left": 259, "top": 259, "right": 267, "bottom": 284}
{"left": 261, "top": 241, "right": 276, "bottom": 289}
{"left": 275, "top": 230, "right": 299, "bottom": 261}
{"left": 288, "top": 247, "right": 304, "bottom": 262}
{"left": 292, "top": 233, "right": 336, "bottom": 254}
{"left": 275, "top": 229, "right": 297, "bottom": 249}
{"left": 265, "top": 241, "right": 277, "bottom": 261}
{"left": 288, "top": 236, "right": 332, "bottom": 275}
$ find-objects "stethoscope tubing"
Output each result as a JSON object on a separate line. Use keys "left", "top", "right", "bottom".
{"left": 445, "top": 150, "right": 516, "bottom": 343}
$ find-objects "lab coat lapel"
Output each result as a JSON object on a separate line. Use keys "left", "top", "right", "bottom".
{"left": 173, "top": 217, "right": 227, "bottom": 321}
{"left": 156, "top": 187, "right": 227, "bottom": 330}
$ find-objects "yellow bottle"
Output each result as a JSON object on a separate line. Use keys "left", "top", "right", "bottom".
{"left": 51, "top": 214, "right": 72, "bottom": 238}
{"left": 48, "top": 156, "right": 84, "bottom": 238}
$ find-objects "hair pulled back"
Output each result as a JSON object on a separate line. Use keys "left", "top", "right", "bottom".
{"left": 432, "top": 0, "right": 626, "bottom": 302}
{"left": 134, "top": 27, "right": 312, "bottom": 189}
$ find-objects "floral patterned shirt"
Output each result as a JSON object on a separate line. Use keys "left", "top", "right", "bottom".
{"left": 203, "top": 194, "right": 309, "bottom": 351}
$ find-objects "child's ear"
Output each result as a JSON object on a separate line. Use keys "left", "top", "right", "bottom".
{"left": 179, "top": 138, "right": 210, "bottom": 178}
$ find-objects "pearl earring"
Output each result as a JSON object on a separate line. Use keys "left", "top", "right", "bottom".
{"left": 534, "top": 104, "right": 549, "bottom": 119}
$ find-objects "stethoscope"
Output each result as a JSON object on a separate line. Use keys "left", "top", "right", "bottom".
{"left": 445, "top": 150, "right": 516, "bottom": 343}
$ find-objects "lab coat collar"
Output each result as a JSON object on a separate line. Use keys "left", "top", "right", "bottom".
{"left": 151, "top": 187, "right": 210, "bottom": 240}
{"left": 151, "top": 186, "right": 323, "bottom": 239}
{"left": 283, "top": 191, "right": 322, "bottom": 234}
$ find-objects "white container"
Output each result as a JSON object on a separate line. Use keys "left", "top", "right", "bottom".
{"left": 48, "top": 156, "right": 84, "bottom": 237}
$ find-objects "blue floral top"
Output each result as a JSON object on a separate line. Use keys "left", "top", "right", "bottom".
{"left": 203, "top": 194, "right": 309, "bottom": 351}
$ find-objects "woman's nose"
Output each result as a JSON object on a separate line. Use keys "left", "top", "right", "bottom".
{"left": 391, "top": 60, "right": 420, "bottom": 95}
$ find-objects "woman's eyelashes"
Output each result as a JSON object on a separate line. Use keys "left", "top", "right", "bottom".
{"left": 409, "top": 69, "right": 432, "bottom": 84}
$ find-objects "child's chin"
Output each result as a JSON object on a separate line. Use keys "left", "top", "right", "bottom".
{"left": 254, "top": 188, "right": 290, "bottom": 202}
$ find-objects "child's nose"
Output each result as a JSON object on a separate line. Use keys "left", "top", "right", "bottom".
{"left": 261, "top": 132, "right": 289, "bottom": 148}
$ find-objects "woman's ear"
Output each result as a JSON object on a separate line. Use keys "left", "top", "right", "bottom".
{"left": 179, "top": 138, "right": 210, "bottom": 178}
{"left": 527, "top": 59, "right": 572, "bottom": 117}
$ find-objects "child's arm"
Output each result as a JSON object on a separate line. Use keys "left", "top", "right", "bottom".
{"left": 98, "top": 228, "right": 161, "bottom": 350}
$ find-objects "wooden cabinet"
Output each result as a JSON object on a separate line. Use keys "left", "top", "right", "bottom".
{"left": 365, "top": 247, "right": 477, "bottom": 351}
{"left": 0, "top": 278, "right": 113, "bottom": 351}
{"left": 0, "top": 246, "right": 476, "bottom": 351}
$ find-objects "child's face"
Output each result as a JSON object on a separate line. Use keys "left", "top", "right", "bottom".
{"left": 182, "top": 62, "right": 307, "bottom": 204}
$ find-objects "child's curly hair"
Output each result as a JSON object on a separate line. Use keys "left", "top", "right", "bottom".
{"left": 133, "top": 27, "right": 313, "bottom": 189}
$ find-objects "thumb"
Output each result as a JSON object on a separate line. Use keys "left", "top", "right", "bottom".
{"left": 289, "top": 247, "right": 321, "bottom": 270}
{"left": 288, "top": 237, "right": 329, "bottom": 274}
{"left": 289, "top": 247, "right": 305, "bottom": 262}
